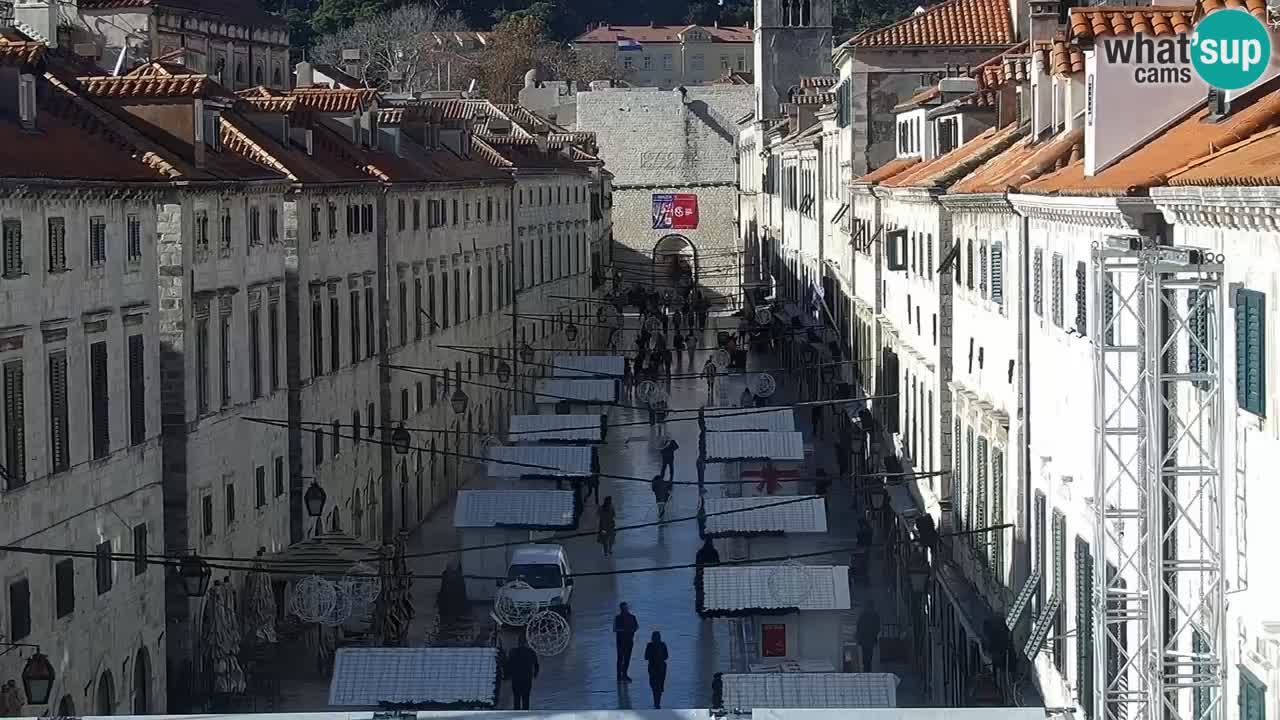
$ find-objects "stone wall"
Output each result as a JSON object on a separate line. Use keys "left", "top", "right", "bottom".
{"left": 577, "top": 86, "right": 752, "bottom": 307}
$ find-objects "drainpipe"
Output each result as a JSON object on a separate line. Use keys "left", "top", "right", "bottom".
{"left": 509, "top": 176, "right": 520, "bottom": 413}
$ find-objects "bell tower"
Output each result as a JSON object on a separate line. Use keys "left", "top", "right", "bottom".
{"left": 754, "top": 0, "right": 834, "bottom": 119}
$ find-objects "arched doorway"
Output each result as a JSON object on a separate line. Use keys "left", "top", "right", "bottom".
{"left": 652, "top": 235, "right": 698, "bottom": 295}
{"left": 133, "top": 647, "right": 151, "bottom": 714}
{"left": 97, "top": 669, "right": 116, "bottom": 716}
{"left": 57, "top": 695, "right": 75, "bottom": 716}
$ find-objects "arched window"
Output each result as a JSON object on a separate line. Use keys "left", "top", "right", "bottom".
{"left": 97, "top": 670, "right": 116, "bottom": 716}
{"left": 235, "top": 61, "right": 246, "bottom": 84}
{"left": 272, "top": 67, "right": 282, "bottom": 87}
{"left": 254, "top": 65, "right": 264, "bottom": 85}
{"left": 801, "top": 0, "right": 812, "bottom": 25}
{"left": 133, "top": 648, "right": 151, "bottom": 714}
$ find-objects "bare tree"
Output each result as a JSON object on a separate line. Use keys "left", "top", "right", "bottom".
{"left": 312, "top": 4, "right": 470, "bottom": 93}
{"left": 467, "top": 16, "right": 628, "bottom": 103}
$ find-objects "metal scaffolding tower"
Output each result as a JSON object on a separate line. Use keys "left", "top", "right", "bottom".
{"left": 1092, "top": 238, "right": 1227, "bottom": 720}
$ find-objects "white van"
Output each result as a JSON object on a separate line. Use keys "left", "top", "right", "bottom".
{"left": 499, "top": 544, "right": 574, "bottom": 619}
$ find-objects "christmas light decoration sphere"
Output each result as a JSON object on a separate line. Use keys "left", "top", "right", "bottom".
{"left": 289, "top": 575, "right": 338, "bottom": 623}
{"left": 320, "top": 582, "right": 354, "bottom": 627}
{"left": 525, "top": 609, "right": 572, "bottom": 657}
{"left": 753, "top": 373, "right": 777, "bottom": 398}
{"left": 343, "top": 562, "right": 383, "bottom": 607}
{"left": 493, "top": 580, "right": 541, "bottom": 627}
{"left": 767, "top": 560, "right": 814, "bottom": 606}
{"left": 636, "top": 380, "right": 658, "bottom": 403}
{"left": 711, "top": 350, "right": 731, "bottom": 370}
{"left": 754, "top": 307, "right": 774, "bottom": 325}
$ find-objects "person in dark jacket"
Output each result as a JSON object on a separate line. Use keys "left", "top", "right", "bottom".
{"left": 659, "top": 437, "right": 679, "bottom": 481}
{"left": 645, "top": 631, "right": 670, "bottom": 708}
{"left": 598, "top": 497, "right": 617, "bottom": 556}
{"left": 506, "top": 634, "right": 540, "bottom": 710}
{"left": 856, "top": 601, "right": 883, "bottom": 672}
{"left": 614, "top": 602, "right": 640, "bottom": 681}
{"left": 696, "top": 537, "right": 720, "bottom": 567}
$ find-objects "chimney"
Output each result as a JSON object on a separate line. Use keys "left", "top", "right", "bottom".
{"left": 295, "top": 60, "right": 313, "bottom": 89}
{"left": 1029, "top": 0, "right": 1061, "bottom": 48}
{"left": 714, "top": 20, "right": 719, "bottom": 28}
{"left": 649, "top": 21, "right": 655, "bottom": 27}
{"left": 14, "top": 0, "right": 58, "bottom": 48}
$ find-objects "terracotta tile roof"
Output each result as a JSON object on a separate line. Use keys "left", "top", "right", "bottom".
{"left": 573, "top": 24, "right": 751, "bottom": 44}
{"left": 1035, "top": 38, "right": 1085, "bottom": 75}
{"left": 1068, "top": 6, "right": 1194, "bottom": 40}
{"left": 76, "top": 73, "right": 214, "bottom": 98}
{"left": 884, "top": 122, "right": 1025, "bottom": 188}
{"left": 310, "top": 63, "right": 363, "bottom": 90}
{"left": 793, "top": 92, "right": 835, "bottom": 106}
{"left": 494, "top": 103, "right": 566, "bottom": 134}
{"left": 77, "top": 0, "right": 288, "bottom": 27}
{"left": 0, "top": 37, "right": 46, "bottom": 66}
{"left": 849, "top": 0, "right": 1015, "bottom": 48}
{"left": 852, "top": 157, "right": 922, "bottom": 185}
{"left": 0, "top": 75, "right": 173, "bottom": 182}
{"left": 1163, "top": 125, "right": 1280, "bottom": 186}
{"left": 715, "top": 70, "right": 754, "bottom": 85}
{"left": 469, "top": 135, "right": 514, "bottom": 169}
{"left": 801, "top": 75, "right": 838, "bottom": 88}
{"left": 1024, "top": 76, "right": 1280, "bottom": 196}
{"left": 219, "top": 118, "right": 297, "bottom": 182}
{"left": 291, "top": 87, "right": 379, "bottom": 113}
{"left": 1199, "top": 0, "right": 1268, "bottom": 18}
{"left": 952, "top": 127, "right": 1084, "bottom": 193}
{"left": 376, "top": 106, "right": 427, "bottom": 125}
{"left": 894, "top": 86, "right": 941, "bottom": 113}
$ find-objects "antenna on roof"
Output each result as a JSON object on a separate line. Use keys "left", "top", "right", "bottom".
{"left": 913, "top": 5, "right": 926, "bottom": 14}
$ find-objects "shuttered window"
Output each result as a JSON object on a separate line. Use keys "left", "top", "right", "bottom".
{"left": 350, "top": 290, "right": 361, "bottom": 363}
{"left": 2, "top": 360, "right": 25, "bottom": 485}
{"left": 1033, "top": 248, "right": 1044, "bottom": 316}
{"left": 90, "top": 342, "right": 109, "bottom": 459}
{"left": 1052, "top": 253, "right": 1065, "bottom": 327}
{"left": 1235, "top": 288, "right": 1266, "bottom": 417}
{"left": 126, "top": 213, "right": 142, "bottom": 263}
{"left": 197, "top": 317, "right": 210, "bottom": 412}
{"left": 966, "top": 238, "right": 975, "bottom": 288}
{"left": 274, "top": 456, "right": 284, "bottom": 497}
{"left": 966, "top": 428, "right": 976, "bottom": 536}
{"left": 268, "top": 300, "right": 279, "bottom": 391}
{"left": 248, "top": 306, "right": 261, "bottom": 400}
{"left": 255, "top": 465, "right": 266, "bottom": 507}
{"left": 225, "top": 480, "right": 236, "bottom": 526}
{"left": 1052, "top": 509, "right": 1067, "bottom": 671}
{"left": 1193, "top": 630, "right": 1210, "bottom": 720}
{"left": 49, "top": 352, "right": 69, "bottom": 473}
{"left": 1075, "top": 261, "right": 1088, "bottom": 334}
{"left": 8, "top": 578, "right": 30, "bottom": 640}
{"left": 47, "top": 217, "right": 66, "bottom": 271}
{"left": 991, "top": 241, "right": 1004, "bottom": 306}
{"left": 1076, "top": 537, "right": 1095, "bottom": 717}
{"left": 398, "top": 280, "right": 408, "bottom": 345}
{"left": 1240, "top": 670, "right": 1267, "bottom": 720}
{"left": 953, "top": 417, "right": 963, "bottom": 532}
{"left": 992, "top": 449, "right": 1005, "bottom": 573}
{"left": 310, "top": 293, "right": 323, "bottom": 377}
{"left": 55, "top": 559, "right": 74, "bottom": 618}
{"left": 979, "top": 243, "right": 988, "bottom": 298}
{"left": 329, "top": 294, "right": 340, "bottom": 371}
{"left": 975, "top": 437, "right": 988, "bottom": 558}
{"left": 128, "top": 334, "right": 146, "bottom": 445}
{"left": 95, "top": 540, "right": 113, "bottom": 594}
{"left": 1034, "top": 491, "right": 1047, "bottom": 617}
{"left": 125, "top": 526, "right": 145, "bottom": 582}
{"left": 364, "top": 285, "right": 375, "bottom": 357}
{"left": 1104, "top": 272, "right": 1116, "bottom": 346}
{"left": 2, "top": 218, "right": 22, "bottom": 277}
{"left": 428, "top": 274, "right": 437, "bottom": 334}
{"left": 90, "top": 216, "right": 108, "bottom": 266}
{"left": 313, "top": 428, "right": 324, "bottom": 467}
{"left": 219, "top": 308, "right": 231, "bottom": 405}
{"left": 1187, "top": 289, "right": 1210, "bottom": 389}
{"left": 414, "top": 277, "right": 423, "bottom": 340}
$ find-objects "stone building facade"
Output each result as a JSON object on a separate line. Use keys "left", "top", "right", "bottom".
{"left": 572, "top": 23, "right": 752, "bottom": 90}
{"left": 578, "top": 85, "right": 750, "bottom": 307}
{"left": 0, "top": 39, "right": 167, "bottom": 716}
{"left": 0, "top": 34, "right": 610, "bottom": 715}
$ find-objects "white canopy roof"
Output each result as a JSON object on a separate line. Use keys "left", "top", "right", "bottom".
{"left": 705, "top": 407, "right": 797, "bottom": 432}
{"left": 485, "top": 444, "right": 594, "bottom": 477}
{"left": 705, "top": 431, "right": 805, "bottom": 462}
{"left": 701, "top": 565, "right": 850, "bottom": 612}
{"left": 534, "top": 378, "right": 617, "bottom": 404}
{"left": 722, "top": 672, "right": 899, "bottom": 711}
{"left": 453, "top": 490, "right": 576, "bottom": 529}
{"left": 508, "top": 413, "right": 605, "bottom": 442}
{"left": 328, "top": 647, "right": 498, "bottom": 706}
{"left": 553, "top": 354, "right": 626, "bottom": 378}
{"left": 703, "top": 496, "right": 828, "bottom": 536}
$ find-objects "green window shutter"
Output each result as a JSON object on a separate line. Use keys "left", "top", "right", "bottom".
{"left": 1240, "top": 672, "right": 1267, "bottom": 720}
{"left": 1076, "top": 538, "right": 1095, "bottom": 719}
{"left": 1104, "top": 272, "right": 1116, "bottom": 346}
{"left": 991, "top": 242, "right": 1004, "bottom": 306}
{"left": 975, "top": 437, "right": 988, "bottom": 556}
{"left": 1193, "top": 630, "right": 1209, "bottom": 720}
{"left": 966, "top": 427, "right": 976, "bottom": 536}
{"left": 992, "top": 449, "right": 1005, "bottom": 572}
{"left": 954, "top": 417, "right": 964, "bottom": 530}
{"left": 1189, "top": 289, "right": 1209, "bottom": 385}
{"left": 1235, "top": 289, "right": 1266, "bottom": 417}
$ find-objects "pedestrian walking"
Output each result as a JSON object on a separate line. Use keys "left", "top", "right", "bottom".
{"left": 856, "top": 601, "right": 882, "bottom": 672}
{"left": 598, "top": 497, "right": 617, "bottom": 556}
{"left": 506, "top": 634, "right": 540, "bottom": 710}
{"left": 836, "top": 434, "right": 851, "bottom": 481}
{"left": 622, "top": 355, "right": 632, "bottom": 396}
{"left": 658, "top": 437, "right": 679, "bottom": 481}
{"left": 740, "top": 386, "right": 754, "bottom": 408}
{"left": 655, "top": 395, "right": 670, "bottom": 430}
{"left": 814, "top": 467, "right": 831, "bottom": 496}
{"left": 661, "top": 346, "right": 673, "bottom": 381}
{"left": 696, "top": 537, "right": 721, "bottom": 567}
{"left": 651, "top": 473, "right": 673, "bottom": 519}
{"left": 703, "top": 357, "right": 717, "bottom": 396}
{"left": 585, "top": 471, "right": 600, "bottom": 505}
{"left": 614, "top": 602, "right": 640, "bottom": 681}
{"left": 673, "top": 331, "right": 686, "bottom": 362}
{"left": 687, "top": 330, "right": 698, "bottom": 361}
{"left": 645, "top": 631, "right": 669, "bottom": 708}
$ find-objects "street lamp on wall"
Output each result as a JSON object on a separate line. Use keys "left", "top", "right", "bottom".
{"left": 177, "top": 554, "right": 213, "bottom": 599}
{"left": 20, "top": 651, "right": 54, "bottom": 705}
{"left": 391, "top": 423, "right": 412, "bottom": 455}
{"left": 451, "top": 387, "right": 470, "bottom": 415}
{"left": 565, "top": 322, "right": 579, "bottom": 342}
{"left": 868, "top": 484, "right": 887, "bottom": 510}
{"left": 908, "top": 558, "right": 930, "bottom": 595}
{"left": 496, "top": 360, "right": 512, "bottom": 383}
{"left": 304, "top": 481, "right": 327, "bottom": 518}
{"left": 519, "top": 342, "right": 535, "bottom": 364}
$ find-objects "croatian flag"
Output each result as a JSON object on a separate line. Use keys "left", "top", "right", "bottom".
{"left": 616, "top": 36, "right": 643, "bottom": 51}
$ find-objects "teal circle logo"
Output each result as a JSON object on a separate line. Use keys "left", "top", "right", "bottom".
{"left": 1190, "top": 9, "right": 1272, "bottom": 90}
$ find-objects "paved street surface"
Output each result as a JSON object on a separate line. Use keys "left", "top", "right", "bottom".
{"left": 276, "top": 319, "right": 926, "bottom": 711}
